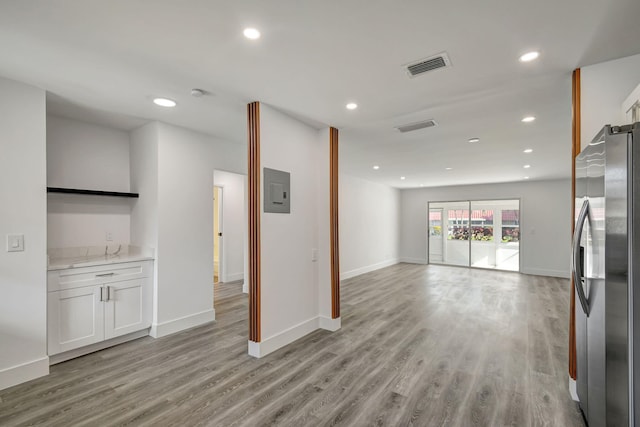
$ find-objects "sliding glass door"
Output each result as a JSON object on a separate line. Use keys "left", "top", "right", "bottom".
{"left": 428, "top": 199, "right": 520, "bottom": 272}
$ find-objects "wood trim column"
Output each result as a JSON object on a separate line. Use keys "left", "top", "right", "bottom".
{"left": 569, "top": 69, "right": 581, "bottom": 380}
{"left": 330, "top": 127, "right": 340, "bottom": 319}
{"left": 248, "top": 102, "right": 261, "bottom": 342}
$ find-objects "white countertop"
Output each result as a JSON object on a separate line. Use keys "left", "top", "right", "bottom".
{"left": 48, "top": 245, "right": 154, "bottom": 271}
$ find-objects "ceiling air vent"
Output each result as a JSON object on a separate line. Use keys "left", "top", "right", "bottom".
{"left": 395, "top": 119, "right": 438, "bottom": 133}
{"left": 406, "top": 52, "right": 451, "bottom": 77}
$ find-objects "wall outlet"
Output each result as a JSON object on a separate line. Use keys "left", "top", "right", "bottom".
{"left": 7, "top": 234, "right": 24, "bottom": 252}
{"left": 106, "top": 232, "right": 113, "bottom": 241}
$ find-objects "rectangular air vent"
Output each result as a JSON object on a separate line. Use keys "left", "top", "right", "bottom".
{"left": 395, "top": 119, "right": 438, "bottom": 133}
{"left": 406, "top": 52, "right": 451, "bottom": 77}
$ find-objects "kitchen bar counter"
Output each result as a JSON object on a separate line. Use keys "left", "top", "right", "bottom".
{"left": 48, "top": 245, "right": 154, "bottom": 271}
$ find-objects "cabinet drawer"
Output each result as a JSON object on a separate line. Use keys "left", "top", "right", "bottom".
{"left": 48, "top": 261, "right": 153, "bottom": 292}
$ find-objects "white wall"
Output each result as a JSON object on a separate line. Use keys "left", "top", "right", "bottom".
{"left": 400, "top": 179, "right": 571, "bottom": 278}
{"left": 47, "top": 115, "right": 130, "bottom": 191}
{"left": 581, "top": 53, "right": 640, "bottom": 149}
{"left": 213, "top": 170, "right": 246, "bottom": 283}
{"left": 47, "top": 115, "right": 132, "bottom": 248}
{"left": 0, "top": 77, "right": 48, "bottom": 390}
{"left": 252, "top": 104, "right": 334, "bottom": 357}
{"left": 339, "top": 174, "right": 401, "bottom": 280}
{"left": 130, "top": 122, "right": 245, "bottom": 338}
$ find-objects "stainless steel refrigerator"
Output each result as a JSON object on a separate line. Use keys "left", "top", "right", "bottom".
{"left": 573, "top": 123, "right": 640, "bottom": 427}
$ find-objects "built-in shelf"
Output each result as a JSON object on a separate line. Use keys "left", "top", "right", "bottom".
{"left": 46, "top": 187, "right": 139, "bottom": 198}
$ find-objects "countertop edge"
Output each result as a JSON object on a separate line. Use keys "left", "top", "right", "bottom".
{"left": 48, "top": 255, "right": 155, "bottom": 271}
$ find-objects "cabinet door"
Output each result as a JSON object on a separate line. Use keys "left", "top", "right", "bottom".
{"left": 48, "top": 287, "right": 105, "bottom": 355}
{"left": 104, "top": 278, "right": 152, "bottom": 340}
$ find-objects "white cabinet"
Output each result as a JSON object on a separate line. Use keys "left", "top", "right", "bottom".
{"left": 104, "top": 278, "right": 151, "bottom": 340}
{"left": 48, "top": 286, "right": 105, "bottom": 354}
{"left": 48, "top": 260, "right": 153, "bottom": 356}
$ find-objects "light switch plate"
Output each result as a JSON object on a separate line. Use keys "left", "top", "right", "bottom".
{"left": 7, "top": 234, "right": 24, "bottom": 252}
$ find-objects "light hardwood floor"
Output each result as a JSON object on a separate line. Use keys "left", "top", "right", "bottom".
{"left": 0, "top": 264, "right": 584, "bottom": 426}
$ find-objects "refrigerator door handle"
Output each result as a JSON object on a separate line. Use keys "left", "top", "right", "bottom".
{"left": 572, "top": 199, "right": 590, "bottom": 316}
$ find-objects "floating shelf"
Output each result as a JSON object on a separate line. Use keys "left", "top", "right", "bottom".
{"left": 46, "top": 187, "right": 139, "bottom": 198}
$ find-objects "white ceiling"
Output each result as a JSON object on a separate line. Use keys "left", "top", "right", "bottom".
{"left": 1, "top": 0, "right": 639, "bottom": 188}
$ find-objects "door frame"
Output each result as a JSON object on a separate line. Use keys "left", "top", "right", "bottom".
{"left": 426, "top": 198, "right": 522, "bottom": 272}
{"left": 214, "top": 185, "right": 224, "bottom": 283}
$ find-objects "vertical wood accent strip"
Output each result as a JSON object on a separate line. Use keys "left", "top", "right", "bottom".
{"left": 569, "top": 68, "right": 581, "bottom": 380}
{"left": 247, "top": 102, "right": 261, "bottom": 342}
{"left": 330, "top": 127, "right": 340, "bottom": 319}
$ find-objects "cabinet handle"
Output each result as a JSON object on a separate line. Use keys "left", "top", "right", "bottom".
{"left": 96, "top": 272, "right": 115, "bottom": 277}
{"left": 107, "top": 286, "right": 113, "bottom": 301}
{"left": 99, "top": 286, "right": 107, "bottom": 302}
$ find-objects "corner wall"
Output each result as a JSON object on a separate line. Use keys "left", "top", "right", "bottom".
{"left": 339, "top": 174, "right": 401, "bottom": 280}
{"left": 249, "top": 104, "right": 334, "bottom": 357}
{"left": 130, "top": 121, "right": 245, "bottom": 338}
{"left": 581, "top": 53, "right": 640, "bottom": 148}
{"left": 400, "top": 179, "right": 571, "bottom": 278}
{"left": 0, "top": 77, "right": 48, "bottom": 390}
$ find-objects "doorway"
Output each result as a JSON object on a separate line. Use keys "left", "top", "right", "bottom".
{"left": 427, "top": 199, "right": 520, "bottom": 271}
{"left": 213, "top": 186, "right": 222, "bottom": 284}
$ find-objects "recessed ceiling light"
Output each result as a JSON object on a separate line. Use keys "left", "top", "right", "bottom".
{"left": 373, "top": 165, "right": 380, "bottom": 170}
{"left": 420, "top": 184, "right": 424, "bottom": 187}
{"left": 519, "top": 51, "right": 540, "bottom": 62}
{"left": 523, "top": 148, "right": 533, "bottom": 153}
{"left": 243, "top": 28, "right": 261, "bottom": 40}
{"left": 445, "top": 167, "right": 453, "bottom": 171}
{"left": 400, "top": 176, "right": 406, "bottom": 180}
{"left": 521, "top": 116, "right": 536, "bottom": 123}
{"left": 524, "top": 176, "right": 530, "bottom": 180}
{"left": 153, "top": 98, "right": 177, "bottom": 107}
{"left": 468, "top": 138, "right": 480, "bottom": 143}
{"left": 524, "top": 164, "right": 531, "bottom": 169}
{"left": 346, "top": 103, "right": 358, "bottom": 110}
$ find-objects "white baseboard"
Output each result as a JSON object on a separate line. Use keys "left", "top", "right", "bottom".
{"left": 242, "top": 282, "right": 248, "bottom": 294}
{"left": 569, "top": 377, "right": 579, "bottom": 401}
{"left": 49, "top": 329, "right": 149, "bottom": 365}
{"left": 248, "top": 316, "right": 322, "bottom": 358}
{"left": 0, "top": 356, "right": 49, "bottom": 391}
{"left": 319, "top": 316, "right": 341, "bottom": 331}
{"left": 223, "top": 272, "right": 244, "bottom": 283}
{"left": 399, "top": 257, "right": 427, "bottom": 264}
{"left": 522, "top": 267, "right": 570, "bottom": 279}
{"left": 340, "top": 258, "right": 399, "bottom": 280}
{"left": 150, "top": 308, "right": 216, "bottom": 338}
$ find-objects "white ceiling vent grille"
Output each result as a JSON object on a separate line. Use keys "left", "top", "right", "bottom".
{"left": 406, "top": 52, "right": 451, "bottom": 77}
{"left": 395, "top": 119, "right": 438, "bottom": 133}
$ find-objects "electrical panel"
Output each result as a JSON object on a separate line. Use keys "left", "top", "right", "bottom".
{"left": 264, "top": 167, "right": 290, "bottom": 213}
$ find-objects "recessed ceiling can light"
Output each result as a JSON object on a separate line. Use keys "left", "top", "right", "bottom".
{"left": 519, "top": 51, "right": 540, "bottom": 62}
{"left": 400, "top": 176, "right": 406, "bottom": 180}
{"left": 373, "top": 165, "right": 380, "bottom": 170}
{"left": 243, "top": 28, "right": 261, "bottom": 40}
{"left": 522, "top": 116, "right": 536, "bottom": 123}
{"left": 153, "top": 97, "right": 177, "bottom": 107}
{"left": 346, "top": 103, "right": 358, "bottom": 110}
{"left": 524, "top": 164, "right": 531, "bottom": 169}
{"left": 524, "top": 176, "right": 530, "bottom": 180}
{"left": 523, "top": 148, "right": 533, "bottom": 153}
{"left": 468, "top": 138, "right": 480, "bottom": 143}
{"left": 420, "top": 184, "right": 424, "bottom": 187}
{"left": 445, "top": 167, "right": 453, "bottom": 171}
